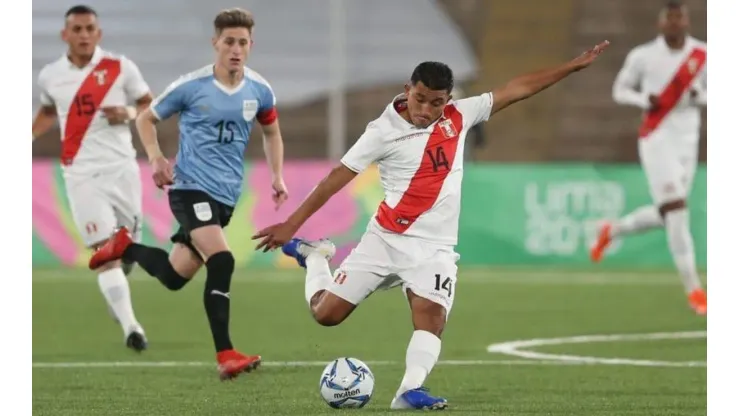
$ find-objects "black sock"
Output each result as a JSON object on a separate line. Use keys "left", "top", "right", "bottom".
{"left": 204, "top": 251, "right": 235, "bottom": 352}
{"left": 123, "top": 243, "right": 189, "bottom": 291}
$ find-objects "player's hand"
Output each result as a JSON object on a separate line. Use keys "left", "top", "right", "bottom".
{"left": 101, "top": 106, "right": 133, "bottom": 125}
{"left": 648, "top": 95, "right": 662, "bottom": 111}
{"left": 252, "top": 222, "right": 299, "bottom": 252}
{"left": 571, "top": 40, "right": 610, "bottom": 71}
{"left": 272, "top": 177, "right": 289, "bottom": 211}
{"left": 151, "top": 156, "right": 174, "bottom": 189}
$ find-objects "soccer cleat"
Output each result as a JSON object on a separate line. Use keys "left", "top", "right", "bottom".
{"left": 590, "top": 223, "right": 612, "bottom": 263}
{"left": 688, "top": 289, "right": 707, "bottom": 315}
{"left": 89, "top": 227, "right": 133, "bottom": 270}
{"left": 217, "top": 350, "right": 262, "bottom": 381}
{"left": 390, "top": 387, "right": 448, "bottom": 410}
{"left": 125, "top": 328, "right": 148, "bottom": 352}
{"left": 282, "top": 238, "right": 336, "bottom": 268}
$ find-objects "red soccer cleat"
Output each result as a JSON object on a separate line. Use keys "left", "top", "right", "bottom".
{"left": 217, "top": 350, "right": 262, "bottom": 380}
{"left": 688, "top": 289, "right": 707, "bottom": 316}
{"left": 590, "top": 224, "right": 612, "bottom": 263}
{"left": 89, "top": 227, "right": 133, "bottom": 270}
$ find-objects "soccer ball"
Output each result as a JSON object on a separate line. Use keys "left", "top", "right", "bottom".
{"left": 319, "top": 357, "right": 375, "bottom": 408}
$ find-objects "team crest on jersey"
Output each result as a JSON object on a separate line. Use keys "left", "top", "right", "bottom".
{"left": 438, "top": 119, "right": 458, "bottom": 139}
{"left": 92, "top": 69, "right": 108, "bottom": 85}
{"left": 687, "top": 58, "right": 699, "bottom": 75}
{"left": 193, "top": 202, "right": 213, "bottom": 222}
{"left": 242, "top": 100, "right": 259, "bottom": 121}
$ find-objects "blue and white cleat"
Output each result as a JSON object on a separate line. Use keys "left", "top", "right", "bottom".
{"left": 282, "top": 238, "right": 336, "bottom": 268}
{"left": 390, "top": 387, "right": 448, "bottom": 410}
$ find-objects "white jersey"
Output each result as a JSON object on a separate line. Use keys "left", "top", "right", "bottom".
{"left": 612, "top": 36, "right": 707, "bottom": 141}
{"left": 341, "top": 93, "right": 494, "bottom": 246}
{"left": 37, "top": 46, "right": 151, "bottom": 175}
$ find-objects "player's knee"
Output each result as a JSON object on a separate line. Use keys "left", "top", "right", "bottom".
{"left": 205, "top": 251, "right": 235, "bottom": 277}
{"left": 312, "top": 307, "right": 346, "bottom": 327}
{"left": 408, "top": 292, "right": 448, "bottom": 337}
{"left": 659, "top": 199, "right": 687, "bottom": 217}
{"left": 311, "top": 294, "right": 354, "bottom": 327}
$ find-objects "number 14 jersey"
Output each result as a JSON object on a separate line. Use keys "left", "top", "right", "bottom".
{"left": 152, "top": 65, "right": 278, "bottom": 208}
{"left": 341, "top": 92, "right": 494, "bottom": 246}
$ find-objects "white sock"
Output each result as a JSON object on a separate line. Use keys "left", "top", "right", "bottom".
{"left": 98, "top": 268, "right": 141, "bottom": 335}
{"left": 611, "top": 205, "right": 663, "bottom": 238}
{"left": 396, "top": 330, "right": 441, "bottom": 397}
{"left": 665, "top": 209, "right": 702, "bottom": 293}
{"left": 305, "top": 253, "right": 333, "bottom": 306}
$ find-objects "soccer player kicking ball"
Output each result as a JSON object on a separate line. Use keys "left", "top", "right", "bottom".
{"left": 89, "top": 8, "right": 289, "bottom": 380}
{"left": 253, "top": 42, "right": 609, "bottom": 409}
{"left": 590, "top": 0, "right": 707, "bottom": 315}
{"left": 33, "top": 5, "right": 154, "bottom": 352}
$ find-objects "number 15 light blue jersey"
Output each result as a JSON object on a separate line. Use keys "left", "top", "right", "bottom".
{"left": 151, "top": 65, "right": 277, "bottom": 207}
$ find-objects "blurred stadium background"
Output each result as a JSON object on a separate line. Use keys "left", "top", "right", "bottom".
{"left": 32, "top": 2, "right": 707, "bottom": 414}
{"left": 32, "top": 0, "right": 707, "bottom": 272}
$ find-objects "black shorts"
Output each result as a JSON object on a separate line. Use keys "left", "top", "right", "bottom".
{"left": 168, "top": 189, "right": 234, "bottom": 259}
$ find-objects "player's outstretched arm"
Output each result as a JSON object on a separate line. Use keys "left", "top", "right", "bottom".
{"left": 32, "top": 105, "right": 57, "bottom": 141}
{"left": 252, "top": 164, "right": 358, "bottom": 252}
{"left": 491, "top": 41, "right": 610, "bottom": 115}
{"left": 262, "top": 120, "right": 289, "bottom": 209}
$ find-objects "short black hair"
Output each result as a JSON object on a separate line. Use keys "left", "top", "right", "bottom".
{"left": 65, "top": 5, "right": 97, "bottom": 18}
{"left": 664, "top": 0, "right": 685, "bottom": 10}
{"left": 410, "top": 62, "right": 454, "bottom": 93}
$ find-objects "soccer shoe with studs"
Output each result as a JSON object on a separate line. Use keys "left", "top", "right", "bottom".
{"left": 590, "top": 223, "right": 612, "bottom": 263}
{"left": 282, "top": 238, "right": 336, "bottom": 268}
{"left": 125, "top": 327, "right": 148, "bottom": 353}
{"left": 391, "top": 387, "right": 448, "bottom": 410}
{"left": 217, "top": 350, "right": 262, "bottom": 380}
{"left": 688, "top": 289, "right": 707, "bottom": 315}
{"left": 89, "top": 227, "right": 133, "bottom": 270}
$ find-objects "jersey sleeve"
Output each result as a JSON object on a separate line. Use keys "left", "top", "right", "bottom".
{"left": 612, "top": 48, "right": 650, "bottom": 109}
{"left": 121, "top": 57, "right": 151, "bottom": 101}
{"left": 37, "top": 69, "right": 54, "bottom": 107}
{"left": 340, "top": 121, "right": 386, "bottom": 173}
{"left": 455, "top": 93, "right": 494, "bottom": 128}
{"left": 256, "top": 81, "right": 278, "bottom": 125}
{"left": 150, "top": 77, "right": 191, "bottom": 120}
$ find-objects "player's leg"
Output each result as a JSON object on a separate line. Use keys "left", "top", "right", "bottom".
{"left": 67, "top": 176, "right": 146, "bottom": 350}
{"left": 591, "top": 141, "right": 664, "bottom": 262}
{"left": 390, "top": 251, "right": 457, "bottom": 410}
{"left": 166, "top": 190, "right": 259, "bottom": 379}
{"left": 282, "top": 237, "right": 390, "bottom": 326}
{"left": 644, "top": 138, "right": 705, "bottom": 313}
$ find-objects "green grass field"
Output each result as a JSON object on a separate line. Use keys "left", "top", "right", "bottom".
{"left": 32, "top": 268, "right": 707, "bottom": 415}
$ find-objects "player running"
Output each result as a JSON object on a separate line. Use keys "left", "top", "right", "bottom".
{"left": 32, "top": 5, "right": 153, "bottom": 351}
{"left": 252, "top": 42, "right": 609, "bottom": 409}
{"left": 590, "top": 0, "right": 707, "bottom": 315}
{"left": 88, "top": 8, "right": 289, "bottom": 379}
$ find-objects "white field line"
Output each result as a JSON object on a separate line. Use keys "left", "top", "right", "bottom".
{"left": 486, "top": 331, "right": 706, "bottom": 368}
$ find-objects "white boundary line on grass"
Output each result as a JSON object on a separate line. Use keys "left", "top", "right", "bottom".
{"left": 31, "top": 359, "right": 568, "bottom": 369}
{"left": 486, "top": 331, "right": 707, "bottom": 367}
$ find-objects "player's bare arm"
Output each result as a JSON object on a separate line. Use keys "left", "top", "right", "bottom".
{"left": 135, "top": 108, "right": 173, "bottom": 189}
{"left": 252, "top": 164, "right": 358, "bottom": 251}
{"left": 101, "top": 93, "right": 154, "bottom": 125}
{"left": 261, "top": 119, "right": 289, "bottom": 209}
{"left": 32, "top": 105, "right": 57, "bottom": 141}
{"left": 491, "top": 41, "right": 610, "bottom": 115}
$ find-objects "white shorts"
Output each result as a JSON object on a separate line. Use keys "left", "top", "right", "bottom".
{"left": 64, "top": 161, "right": 143, "bottom": 247}
{"left": 638, "top": 131, "right": 699, "bottom": 205}
{"left": 327, "top": 229, "right": 460, "bottom": 316}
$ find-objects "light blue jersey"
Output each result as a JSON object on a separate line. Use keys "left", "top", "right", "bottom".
{"left": 151, "top": 65, "right": 277, "bottom": 207}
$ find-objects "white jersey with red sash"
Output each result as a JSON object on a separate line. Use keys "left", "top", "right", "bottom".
{"left": 613, "top": 36, "right": 707, "bottom": 144}
{"left": 613, "top": 36, "right": 707, "bottom": 204}
{"left": 37, "top": 47, "right": 151, "bottom": 176}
